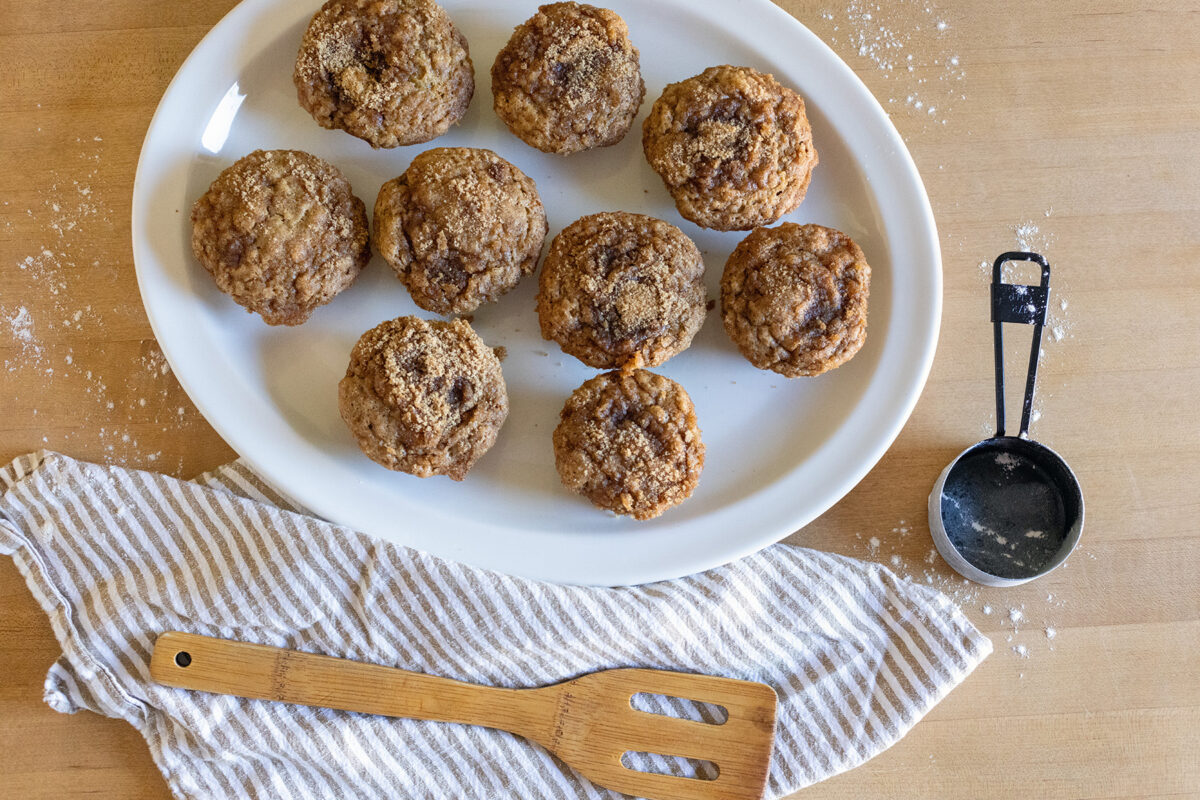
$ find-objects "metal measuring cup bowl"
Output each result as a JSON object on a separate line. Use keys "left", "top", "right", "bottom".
{"left": 928, "top": 252, "right": 1085, "bottom": 587}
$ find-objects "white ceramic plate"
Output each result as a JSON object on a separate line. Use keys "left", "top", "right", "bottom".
{"left": 133, "top": 0, "right": 941, "bottom": 585}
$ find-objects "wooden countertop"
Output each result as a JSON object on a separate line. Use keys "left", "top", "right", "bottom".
{"left": 1, "top": 1, "right": 1197, "bottom": 797}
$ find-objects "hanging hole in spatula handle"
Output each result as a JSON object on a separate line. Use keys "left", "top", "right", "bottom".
{"left": 991, "top": 252, "right": 1051, "bottom": 439}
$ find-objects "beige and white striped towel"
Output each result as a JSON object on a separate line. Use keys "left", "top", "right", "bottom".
{"left": 0, "top": 451, "right": 991, "bottom": 799}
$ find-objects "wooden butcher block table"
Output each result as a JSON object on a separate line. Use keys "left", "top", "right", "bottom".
{"left": 0, "top": 1, "right": 1196, "bottom": 797}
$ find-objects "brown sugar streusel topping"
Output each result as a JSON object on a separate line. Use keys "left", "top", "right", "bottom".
{"left": 190, "top": 149, "right": 370, "bottom": 326}
{"left": 536, "top": 212, "right": 707, "bottom": 369}
{"left": 721, "top": 223, "right": 870, "bottom": 377}
{"left": 374, "top": 148, "right": 547, "bottom": 315}
{"left": 338, "top": 316, "right": 508, "bottom": 480}
{"left": 553, "top": 369, "right": 704, "bottom": 520}
{"left": 491, "top": 2, "right": 645, "bottom": 154}
{"left": 294, "top": 0, "right": 474, "bottom": 149}
{"left": 642, "top": 65, "right": 818, "bottom": 231}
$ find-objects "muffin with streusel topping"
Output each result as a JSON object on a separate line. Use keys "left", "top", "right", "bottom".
{"left": 294, "top": 0, "right": 474, "bottom": 148}
{"left": 643, "top": 65, "right": 817, "bottom": 231}
{"left": 721, "top": 223, "right": 870, "bottom": 377}
{"left": 554, "top": 369, "right": 704, "bottom": 520}
{"left": 338, "top": 316, "right": 508, "bottom": 480}
{"left": 374, "top": 147, "right": 547, "bottom": 315}
{"left": 190, "top": 149, "right": 370, "bottom": 326}
{"left": 536, "top": 211, "right": 707, "bottom": 369}
{"left": 492, "top": 2, "right": 644, "bottom": 154}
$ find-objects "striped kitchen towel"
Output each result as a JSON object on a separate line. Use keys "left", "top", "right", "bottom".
{"left": 0, "top": 451, "right": 991, "bottom": 799}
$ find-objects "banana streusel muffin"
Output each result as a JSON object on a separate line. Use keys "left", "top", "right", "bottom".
{"left": 553, "top": 369, "right": 704, "bottom": 520}
{"left": 721, "top": 223, "right": 870, "bottom": 377}
{"left": 374, "top": 147, "right": 548, "bottom": 315}
{"left": 294, "top": 0, "right": 474, "bottom": 148}
{"left": 491, "top": 2, "right": 645, "bottom": 154}
{"left": 536, "top": 212, "right": 707, "bottom": 369}
{"left": 190, "top": 149, "right": 370, "bottom": 326}
{"left": 642, "top": 65, "right": 818, "bottom": 231}
{"left": 338, "top": 316, "right": 508, "bottom": 480}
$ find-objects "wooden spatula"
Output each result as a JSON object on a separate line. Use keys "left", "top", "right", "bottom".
{"left": 150, "top": 631, "right": 776, "bottom": 800}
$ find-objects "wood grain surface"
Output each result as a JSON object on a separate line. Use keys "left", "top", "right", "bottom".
{"left": 1, "top": 1, "right": 1197, "bottom": 798}
{"left": 149, "top": 632, "right": 777, "bottom": 800}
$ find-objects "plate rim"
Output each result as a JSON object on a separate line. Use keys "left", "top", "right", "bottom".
{"left": 132, "top": 0, "right": 942, "bottom": 586}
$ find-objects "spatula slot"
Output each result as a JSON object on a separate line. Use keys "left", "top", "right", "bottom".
{"left": 621, "top": 751, "right": 720, "bottom": 781}
{"left": 630, "top": 692, "right": 728, "bottom": 725}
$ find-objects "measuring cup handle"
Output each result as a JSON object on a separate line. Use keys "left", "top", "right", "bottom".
{"left": 991, "top": 252, "right": 1051, "bottom": 438}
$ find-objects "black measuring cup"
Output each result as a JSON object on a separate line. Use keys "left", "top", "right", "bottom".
{"left": 928, "top": 252, "right": 1084, "bottom": 586}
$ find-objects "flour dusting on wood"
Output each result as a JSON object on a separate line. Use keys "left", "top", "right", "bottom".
{"left": 814, "top": 1, "right": 966, "bottom": 127}
{"left": 1, "top": 137, "right": 196, "bottom": 472}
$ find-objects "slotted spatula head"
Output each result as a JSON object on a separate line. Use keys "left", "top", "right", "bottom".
{"left": 542, "top": 668, "right": 778, "bottom": 800}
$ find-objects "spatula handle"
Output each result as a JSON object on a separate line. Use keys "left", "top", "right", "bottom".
{"left": 150, "top": 631, "right": 555, "bottom": 743}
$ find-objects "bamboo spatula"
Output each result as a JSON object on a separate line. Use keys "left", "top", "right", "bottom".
{"left": 150, "top": 631, "right": 777, "bottom": 800}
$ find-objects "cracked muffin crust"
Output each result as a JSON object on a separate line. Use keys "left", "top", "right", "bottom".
{"left": 190, "top": 149, "right": 370, "bottom": 326}
{"left": 338, "top": 316, "right": 508, "bottom": 480}
{"left": 374, "top": 147, "right": 548, "bottom": 316}
{"left": 491, "top": 2, "right": 645, "bottom": 154}
{"left": 294, "top": 0, "right": 474, "bottom": 149}
{"left": 553, "top": 369, "right": 704, "bottom": 520}
{"left": 536, "top": 212, "right": 707, "bottom": 369}
{"left": 642, "top": 65, "right": 818, "bottom": 231}
{"left": 721, "top": 223, "right": 870, "bottom": 377}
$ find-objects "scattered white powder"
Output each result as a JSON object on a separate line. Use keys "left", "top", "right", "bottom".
{"left": 3, "top": 306, "right": 46, "bottom": 368}
{"left": 2, "top": 137, "right": 193, "bottom": 471}
{"left": 814, "top": 1, "right": 966, "bottom": 127}
{"left": 859, "top": 518, "right": 983, "bottom": 607}
{"left": 1013, "top": 221, "right": 1051, "bottom": 253}
{"left": 995, "top": 452, "right": 1019, "bottom": 469}
{"left": 5, "top": 307, "right": 32, "bottom": 340}
{"left": 5, "top": 306, "right": 34, "bottom": 343}
{"left": 848, "top": 459, "right": 1071, "bottom": 668}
